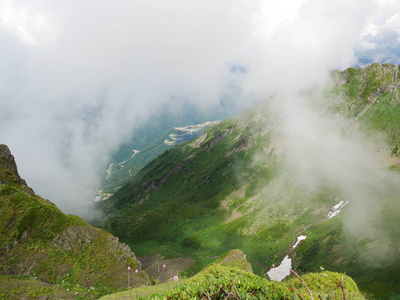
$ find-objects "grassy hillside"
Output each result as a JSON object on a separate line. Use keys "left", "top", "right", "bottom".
{"left": 331, "top": 63, "right": 400, "bottom": 155}
{"left": 98, "top": 100, "right": 240, "bottom": 196}
{"left": 99, "top": 121, "right": 212, "bottom": 196}
{"left": 95, "top": 103, "right": 343, "bottom": 274}
{"left": 101, "top": 249, "right": 365, "bottom": 300}
{"left": 0, "top": 144, "right": 151, "bottom": 299}
{"left": 94, "top": 63, "right": 400, "bottom": 299}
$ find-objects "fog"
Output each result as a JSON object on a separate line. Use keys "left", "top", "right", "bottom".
{"left": 1, "top": 0, "right": 400, "bottom": 219}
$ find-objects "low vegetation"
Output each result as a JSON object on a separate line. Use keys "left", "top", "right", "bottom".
{"left": 2, "top": 64, "right": 400, "bottom": 299}
{"left": 0, "top": 144, "right": 151, "bottom": 299}
{"left": 101, "top": 250, "right": 365, "bottom": 300}
{"left": 94, "top": 64, "right": 400, "bottom": 299}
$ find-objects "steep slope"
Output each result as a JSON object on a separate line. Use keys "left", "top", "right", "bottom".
{"left": 97, "top": 97, "right": 248, "bottom": 199}
{"left": 94, "top": 63, "right": 400, "bottom": 299}
{"left": 99, "top": 120, "right": 219, "bottom": 199}
{"left": 95, "top": 102, "right": 337, "bottom": 275}
{"left": 331, "top": 63, "right": 400, "bottom": 155}
{"left": 0, "top": 144, "right": 151, "bottom": 298}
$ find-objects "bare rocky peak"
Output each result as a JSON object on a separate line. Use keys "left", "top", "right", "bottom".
{"left": 333, "top": 63, "right": 400, "bottom": 86}
{"left": 0, "top": 144, "right": 34, "bottom": 195}
{"left": 0, "top": 144, "right": 19, "bottom": 176}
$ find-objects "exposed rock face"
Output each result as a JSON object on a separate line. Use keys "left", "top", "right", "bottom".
{"left": 53, "top": 225, "right": 143, "bottom": 270}
{"left": 0, "top": 144, "right": 18, "bottom": 175}
{"left": 0, "top": 144, "right": 34, "bottom": 195}
{"left": 334, "top": 63, "right": 400, "bottom": 87}
{"left": 332, "top": 63, "right": 400, "bottom": 104}
{"left": 214, "top": 249, "right": 253, "bottom": 273}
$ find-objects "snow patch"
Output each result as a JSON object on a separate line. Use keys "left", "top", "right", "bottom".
{"left": 164, "top": 120, "right": 220, "bottom": 145}
{"left": 174, "top": 120, "right": 220, "bottom": 132}
{"left": 327, "top": 200, "right": 349, "bottom": 219}
{"left": 267, "top": 255, "right": 292, "bottom": 282}
{"left": 291, "top": 235, "right": 307, "bottom": 249}
{"left": 119, "top": 149, "right": 140, "bottom": 166}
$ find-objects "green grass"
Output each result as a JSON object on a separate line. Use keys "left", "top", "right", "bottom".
{"left": 100, "top": 101, "right": 242, "bottom": 195}
{"left": 359, "top": 89, "right": 400, "bottom": 155}
{"left": 93, "top": 63, "right": 400, "bottom": 299}
{"left": 295, "top": 200, "right": 400, "bottom": 299}
{"left": 0, "top": 183, "right": 151, "bottom": 294}
{"left": 94, "top": 108, "right": 342, "bottom": 277}
{"left": 0, "top": 274, "right": 123, "bottom": 299}
{"left": 101, "top": 263, "right": 364, "bottom": 300}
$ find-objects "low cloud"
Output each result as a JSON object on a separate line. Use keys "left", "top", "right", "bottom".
{"left": 1, "top": 0, "right": 399, "bottom": 219}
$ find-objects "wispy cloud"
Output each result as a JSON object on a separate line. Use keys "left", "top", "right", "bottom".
{"left": 0, "top": 0, "right": 398, "bottom": 216}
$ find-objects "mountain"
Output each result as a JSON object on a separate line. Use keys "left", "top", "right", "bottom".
{"left": 94, "top": 63, "right": 400, "bottom": 299}
{"left": 331, "top": 63, "right": 400, "bottom": 154}
{"left": 98, "top": 119, "right": 220, "bottom": 200}
{"left": 0, "top": 144, "right": 151, "bottom": 299}
{"left": 96, "top": 99, "right": 247, "bottom": 200}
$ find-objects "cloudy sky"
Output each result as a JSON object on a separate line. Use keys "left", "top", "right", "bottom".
{"left": 1, "top": 0, "right": 400, "bottom": 215}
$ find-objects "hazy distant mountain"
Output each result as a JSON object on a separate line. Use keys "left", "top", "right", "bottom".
{"left": 98, "top": 120, "right": 221, "bottom": 200}
{"left": 97, "top": 100, "right": 242, "bottom": 199}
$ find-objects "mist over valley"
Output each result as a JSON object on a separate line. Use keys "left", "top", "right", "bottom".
{"left": 2, "top": 1, "right": 400, "bottom": 299}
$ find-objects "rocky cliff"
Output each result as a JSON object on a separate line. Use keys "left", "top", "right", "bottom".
{"left": 0, "top": 144, "right": 151, "bottom": 294}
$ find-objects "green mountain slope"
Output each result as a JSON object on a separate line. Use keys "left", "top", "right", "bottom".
{"left": 94, "top": 63, "right": 400, "bottom": 299}
{"left": 99, "top": 120, "right": 219, "bottom": 197}
{"left": 331, "top": 63, "right": 400, "bottom": 155}
{"left": 0, "top": 144, "right": 151, "bottom": 299}
{"left": 101, "top": 250, "right": 365, "bottom": 300}
{"left": 95, "top": 102, "right": 337, "bottom": 271}
{"left": 97, "top": 99, "right": 247, "bottom": 198}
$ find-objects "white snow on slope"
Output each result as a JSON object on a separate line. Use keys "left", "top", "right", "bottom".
{"left": 327, "top": 200, "right": 349, "bottom": 219}
{"left": 291, "top": 235, "right": 307, "bottom": 250}
{"left": 267, "top": 255, "right": 292, "bottom": 282}
{"left": 164, "top": 120, "right": 220, "bottom": 145}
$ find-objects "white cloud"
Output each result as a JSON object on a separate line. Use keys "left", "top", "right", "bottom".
{"left": 361, "top": 40, "right": 378, "bottom": 49}
{"left": 0, "top": 0, "right": 59, "bottom": 45}
{"left": 0, "top": 0, "right": 399, "bottom": 217}
{"left": 383, "top": 13, "right": 400, "bottom": 42}
{"left": 362, "top": 23, "right": 378, "bottom": 36}
{"left": 357, "top": 0, "right": 400, "bottom": 61}
{"left": 252, "top": 0, "right": 309, "bottom": 42}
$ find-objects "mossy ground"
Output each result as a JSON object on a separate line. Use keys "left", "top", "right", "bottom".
{"left": 101, "top": 263, "right": 364, "bottom": 300}
{"left": 0, "top": 275, "right": 75, "bottom": 300}
{"left": 0, "top": 275, "right": 125, "bottom": 300}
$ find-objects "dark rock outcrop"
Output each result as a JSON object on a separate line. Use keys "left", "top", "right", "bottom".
{"left": 0, "top": 144, "right": 34, "bottom": 195}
